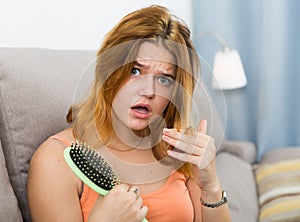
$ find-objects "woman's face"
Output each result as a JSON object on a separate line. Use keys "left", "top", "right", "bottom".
{"left": 112, "top": 41, "right": 176, "bottom": 132}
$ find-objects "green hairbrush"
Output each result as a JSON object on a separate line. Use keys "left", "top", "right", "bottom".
{"left": 64, "top": 141, "right": 148, "bottom": 221}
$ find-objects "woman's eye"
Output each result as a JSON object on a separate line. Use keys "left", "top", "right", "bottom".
{"left": 130, "top": 68, "right": 141, "bottom": 77}
{"left": 157, "top": 76, "right": 174, "bottom": 86}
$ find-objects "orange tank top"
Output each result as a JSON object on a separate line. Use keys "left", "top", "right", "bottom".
{"left": 50, "top": 134, "right": 195, "bottom": 222}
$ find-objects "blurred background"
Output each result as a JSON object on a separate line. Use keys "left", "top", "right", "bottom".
{"left": 1, "top": 0, "right": 299, "bottom": 160}
{"left": 193, "top": 0, "right": 300, "bottom": 160}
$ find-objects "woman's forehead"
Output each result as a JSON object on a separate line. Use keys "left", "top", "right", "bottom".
{"left": 136, "top": 42, "right": 175, "bottom": 65}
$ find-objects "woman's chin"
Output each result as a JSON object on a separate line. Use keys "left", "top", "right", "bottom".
{"left": 130, "top": 125, "right": 151, "bottom": 137}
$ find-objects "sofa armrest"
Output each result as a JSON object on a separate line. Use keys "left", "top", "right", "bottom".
{"left": 260, "top": 146, "right": 300, "bottom": 163}
{"left": 216, "top": 152, "right": 258, "bottom": 222}
{"left": 220, "top": 140, "right": 257, "bottom": 164}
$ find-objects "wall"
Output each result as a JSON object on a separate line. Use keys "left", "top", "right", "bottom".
{"left": 0, "top": 0, "right": 192, "bottom": 50}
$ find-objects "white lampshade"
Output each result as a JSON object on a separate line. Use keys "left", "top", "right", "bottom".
{"left": 212, "top": 48, "right": 247, "bottom": 90}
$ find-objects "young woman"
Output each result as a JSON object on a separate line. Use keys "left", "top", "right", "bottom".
{"left": 27, "top": 5, "right": 232, "bottom": 222}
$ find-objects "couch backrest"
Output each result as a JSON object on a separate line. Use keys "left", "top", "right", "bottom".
{"left": 0, "top": 140, "right": 23, "bottom": 221}
{"left": 0, "top": 47, "right": 225, "bottom": 221}
{"left": 0, "top": 48, "right": 96, "bottom": 221}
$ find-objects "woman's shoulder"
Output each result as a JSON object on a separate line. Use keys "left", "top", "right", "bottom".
{"left": 50, "top": 127, "right": 75, "bottom": 144}
{"left": 30, "top": 128, "right": 73, "bottom": 170}
{"left": 28, "top": 127, "right": 81, "bottom": 191}
{"left": 28, "top": 127, "right": 77, "bottom": 183}
{"left": 32, "top": 128, "right": 73, "bottom": 157}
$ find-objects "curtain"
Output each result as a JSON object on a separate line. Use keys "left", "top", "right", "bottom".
{"left": 192, "top": 0, "right": 300, "bottom": 160}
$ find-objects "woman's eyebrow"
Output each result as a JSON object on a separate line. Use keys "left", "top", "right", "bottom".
{"left": 158, "top": 69, "right": 175, "bottom": 79}
{"left": 160, "top": 67, "right": 176, "bottom": 79}
{"left": 135, "top": 60, "right": 175, "bottom": 78}
{"left": 134, "top": 61, "right": 146, "bottom": 68}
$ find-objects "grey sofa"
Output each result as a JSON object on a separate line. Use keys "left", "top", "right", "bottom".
{"left": 0, "top": 47, "right": 298, "bottom": 222}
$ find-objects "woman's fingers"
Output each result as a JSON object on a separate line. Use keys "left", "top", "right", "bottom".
{"left": 139, "top": 206, "right": 149, "bottom": 221}
{"left": 162, "top": 134, "right": 203, "bottom": 156}
{"left": 162, "top": 130, "right": 212, "bottom": 157}
{"left": 163, "top": 119, "right": 216, "bottom": 169}
{"left": 129, "top": 186, "right": 140, "bottom": 200}
{"left": 127, "top": 186, "right": 148, "bottom": 221}
{"left": 163, "top": 128, "right": 211, "bottom": 147}
{"left": 167, "top": 145, "right": 215, "bottom": 169}
{"left": 167, "top": 149, "right": 200, "bottom": 165}
{"left": 111, "top": 184, "right": 148, "bottom": 220}
{"left": 198, "top": 119, "right": 207, "bottom": 134}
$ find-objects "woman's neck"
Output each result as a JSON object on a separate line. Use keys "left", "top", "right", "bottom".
{"left": 107, "top": 133, "right": 151, "bottom": 152}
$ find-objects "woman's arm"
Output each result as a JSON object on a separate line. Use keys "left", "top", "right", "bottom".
{"left": 186, "top": 167, "right": 231, "bottom": 222}
{"left": 27, "top": 139, "right": 83, "bottom": 222}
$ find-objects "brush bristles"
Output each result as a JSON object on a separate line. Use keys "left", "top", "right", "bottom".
{"left": 70, "top": 141, "right": 120, "bottom": 190}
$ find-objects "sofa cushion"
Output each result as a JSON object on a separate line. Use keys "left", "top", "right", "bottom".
{"left": 0, "top": 48, "right": 95, "bottom": 221}
{"left": 255, "top": 157, "right": 300, "bottom": 222}
{"left": 0, "top": 141, "right": 23, "bottom": 221}
{"left": 216, "top": 152, "right": 258, "bottom": 222}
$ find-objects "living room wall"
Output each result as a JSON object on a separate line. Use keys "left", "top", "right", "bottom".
{"left": 0, "top": 0, "right": 192, "bottom": 50}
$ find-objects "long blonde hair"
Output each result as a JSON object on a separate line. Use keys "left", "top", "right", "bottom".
{"left": 67, "top": 5, "right": 200, "bottom": 177}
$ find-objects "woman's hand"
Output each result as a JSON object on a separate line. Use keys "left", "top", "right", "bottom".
{"left": 162, "top": 119, "right": 220, "bottom": 193}
{"left": 89, "top": 184, "right": 148, "bottom": 222}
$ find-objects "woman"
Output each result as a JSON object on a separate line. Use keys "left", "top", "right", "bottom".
{"left": 27, "top": 5, "right": 232, "bottom": 222}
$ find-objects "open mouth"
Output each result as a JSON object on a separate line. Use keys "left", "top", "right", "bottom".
{"left": 131, "top": 104, "right": 151, "bottom": 114}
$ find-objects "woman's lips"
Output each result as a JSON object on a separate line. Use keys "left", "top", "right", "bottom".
{"left": 131, "top": 103, "right": 152, "bottom": 118}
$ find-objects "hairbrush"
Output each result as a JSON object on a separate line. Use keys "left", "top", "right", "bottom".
{"left": 63, "top": 141, "right": 120, "bottom": 195}
{"left": 64, "top": 142, "right": 148, "bottom": 222}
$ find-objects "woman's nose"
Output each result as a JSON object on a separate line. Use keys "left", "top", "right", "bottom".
{"left": 138, "top": 74, "right": 155, "bottom": 98}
